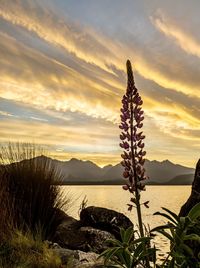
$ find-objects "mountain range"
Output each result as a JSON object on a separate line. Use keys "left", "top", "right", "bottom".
{"left": 30, "top": 156, "right": 195, "bottom": 185}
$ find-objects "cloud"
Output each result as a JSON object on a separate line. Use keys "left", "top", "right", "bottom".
{"left": 1, "top": 0, "right": 200, "bottom": 99}
{"left": 0, "top": 110, "right": 15, "bottom": 117}
{"left": 152, "top": 11, "right": 200, "bottom": 58}
{"left": 0, "top": 0, "right": 200, "bottom": 167}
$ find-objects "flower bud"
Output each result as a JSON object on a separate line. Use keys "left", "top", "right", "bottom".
{"left": 122, "top": 185, "right": 129, "bottom": 190}
{"left": 123, "top": 171, "right": 129, "bottom": 178}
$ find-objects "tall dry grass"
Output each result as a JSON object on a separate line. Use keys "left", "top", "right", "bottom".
{"left": 0, "top": 143, "right": 70, "bottom": 240}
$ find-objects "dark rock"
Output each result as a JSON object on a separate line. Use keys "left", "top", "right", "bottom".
{"left": 53, "top": 216, "right": 90, "bottom": 251}
{"left": 53, "top": 216, "right": 114, "bottom": 253}
{"left": 79, "top": 226, "right": 114, "bottom": 253}
{"left": 54, "top": 208, "right": 71, "bottom": 223}
{"left": 80, "top": 206, "right": 133, "bottom": 238}
{"left": 179, "top": 159, "right": 200, "bottom": 261}
{"left": 179, "top": 159, "right": 200, "bottom": 217}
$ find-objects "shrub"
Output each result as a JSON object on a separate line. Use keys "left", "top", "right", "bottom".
{"left": 0, "top": 142, "right": 70, "bottom": 240}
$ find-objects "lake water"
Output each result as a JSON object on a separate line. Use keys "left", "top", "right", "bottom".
{"left": 62, "top": 185, "right": 191, "bottom": 259}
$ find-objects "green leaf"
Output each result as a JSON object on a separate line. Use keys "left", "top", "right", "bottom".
{"left": 123, "top": 248, "right": 133, "bottom": 268}
{"left": 188, "top": 202, "right": 200, "bottom": 221}
{"left": 104, "top": 247, "right": 122, "bottom": 263}
{"left": 133, "top": 242, "right": 143, "bottom": 259}
{"left": 154, "top": 211, "right": 177, "bottom": 225}
{"left": 183, "top": 234, "right": 200, "bottom": 242}
{"left": 162, "top": 207, "right": 180, "bottom": 222}
{"left": 131, "top": 236, "right": 151, "bottom": 245}
{"left": 124, "top": 227, "right": 134, "bottom": 244}
{"left": 181, "top": 244, "right": 194, "bottom": 256}
{"left": 156, "top": 230, "right": 173, "bottom": 241}
{"left": 106, "top": 239, "right": 123, "bottom": 247}
{"left": 151, "top": 224, "right": 173, "bottom": 233}
{"left": 120, "top": 228, "right": 125, "bottom": 241}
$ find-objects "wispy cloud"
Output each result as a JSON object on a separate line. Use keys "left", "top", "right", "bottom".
{"left": 0, "top": 110, "right": 16, "bottom": 117}
{"left": 152, "top": 11, "right": 200, "bottom": 58}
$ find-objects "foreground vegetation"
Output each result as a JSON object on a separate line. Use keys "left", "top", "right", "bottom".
{"left": 0, "top": 143, "right": 71, "bottom": 267}
{"left": 0, "top": 230, "right": 62, "bottom": 268}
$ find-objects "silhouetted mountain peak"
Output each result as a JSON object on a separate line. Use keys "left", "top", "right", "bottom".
{"left": 6, "top": 156, "right": 195, "bottom": 185}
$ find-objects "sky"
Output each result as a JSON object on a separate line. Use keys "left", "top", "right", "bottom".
{"left": 0, "top": 0, "right": 199, "bottom": 167}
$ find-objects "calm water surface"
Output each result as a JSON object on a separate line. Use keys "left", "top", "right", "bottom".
{"left": 63, "top": 185, "right": 191, "bottom": 258}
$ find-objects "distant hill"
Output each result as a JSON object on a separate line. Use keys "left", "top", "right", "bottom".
{"left": 2, "top": 156, "right": 195, "bottom": 185}
{"left": 166, "top": 174, "right": 194, "bottom": 185}
{"left": 144, "top": 159, "right": 194, "bottom": 184}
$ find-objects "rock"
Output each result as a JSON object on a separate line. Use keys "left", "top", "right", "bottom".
{"left": 53, "top": 248, "right": 104, "bottom": 267}
{"left": 53, "top": 248, "right": 79, "bottom": 265}
{"left": 178, "top": 159, "right": 200, "bottom": 261}
{"left": 54, "top": 208, "right": 71, "bottom": 223}
{"left": 79, "top": 226, "right": 115, "bottom": 253}
{"left": 53, "top": 216, "right": 89, "bottom": 251}
{"left": 80, "top": 206, "right": 133, "bottom": 238}
{"left": 53, "top": 218, "right": 114, "bottom": 253}
{"left": 179, "top": 159, "right": 200, "bottom": 217}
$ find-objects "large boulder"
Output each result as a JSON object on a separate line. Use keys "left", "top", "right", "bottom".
{"left": 53, "top": 215, "right": 88, "bottom": 251}
{"left": 80, "top": 206, "right": 133, "bottom": 238}
{"left": 179, "top": 159, "right": 200, "bottom": 217}
{"left": 53, "top": 216, "right": 114, "bottom": 253}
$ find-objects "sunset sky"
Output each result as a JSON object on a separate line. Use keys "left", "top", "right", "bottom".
{"left": 0, "top": 0, "right": 199, "bottom": 167}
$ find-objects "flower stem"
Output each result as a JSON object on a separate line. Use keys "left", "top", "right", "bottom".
{"left": 130, "top": 91, "right": 150, "bottom": 268}
{"left": 130, "top": 91, "right": 144, "bottom": 238}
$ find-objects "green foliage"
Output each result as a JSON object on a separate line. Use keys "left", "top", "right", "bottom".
{"left": 152, "top": 203, "right": 200, "bottom": 267}
{"left": 101, "top": 203, "right": 200, "bottom": 268}
{"left": 100, "top": 226, "right": 156, "bottom": 268}
{"left": 0, "top": 229, "right": 62, "bottom": 268}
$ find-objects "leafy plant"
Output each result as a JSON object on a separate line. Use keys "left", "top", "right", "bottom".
{"left": 152, "top": 202, "right": 200, "bottom": 267}
{"left": 100, "top": 226, "right": 156, "bottom": 268}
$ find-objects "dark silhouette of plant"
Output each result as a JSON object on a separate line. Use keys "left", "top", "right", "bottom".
{"left": 119, "top": 60, "right": 148, "bottom": 238}
{"left": 0, "top": 143, "right": 71, "bottom": 240}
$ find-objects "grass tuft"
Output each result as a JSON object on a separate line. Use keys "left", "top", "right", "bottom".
{"left": 0, "top": 142, "right": 71, "bottom": 240}
{"left": 0, "top": 229, "right": 62, "bottom": 268}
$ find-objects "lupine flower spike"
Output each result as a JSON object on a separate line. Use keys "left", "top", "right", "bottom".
{"left": 119, "top": 60, "right": 149, "bottom": 239}
{"left": 119, "top": 60, "right": 147, "bottom": 194}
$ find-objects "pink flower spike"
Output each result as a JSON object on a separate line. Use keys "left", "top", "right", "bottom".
{"left": 119, "top": 60, "right": 149, "bottom": 198}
